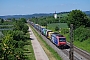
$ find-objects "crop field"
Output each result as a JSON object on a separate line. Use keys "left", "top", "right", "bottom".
{"left": 47, "top": 23, "right": 68, "bottom": 31}
{"left": 57, "top": 13, "right": 68, "bottom": 17}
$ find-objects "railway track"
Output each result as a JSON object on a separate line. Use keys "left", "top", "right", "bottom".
{"left": 29, "top": 23, "right": 90, "bottom": 60}
{"left": 67, "top": 42, "right": 90, "bottom": 60}
{"left": 74, "top": 46, "right": 90, "bottom": 60}
{"left": 62, "top": 49, "right": 80, "bottom": 60}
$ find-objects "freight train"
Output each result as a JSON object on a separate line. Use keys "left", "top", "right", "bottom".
{"left": 28, "top": 21, "right": 67, "bottom": 48}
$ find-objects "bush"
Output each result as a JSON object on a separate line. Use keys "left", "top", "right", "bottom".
{"left": 55, "top": 26, "right": 59, "bottom": 32}
{"left": 74, "top": 26, "right": 90, "bottom": 42}
{"left": 15, "top": 40, "right": 25, "bottom": 48}
{"left": 61, "top": 28, "right": 70, "bottom": 34}
{"left": 7, "top": 54, "right": 16, "bottom": 60}
{"left": 14, "top": 48, "right": 24, "bottom": 60}
{"left": 5, "top": 30, "right": 25, "bottom": 41}
{"left": 13, "top": 20, "right": 29, "bottom": 33}
{"left": 0, "top": 43, "right": 3, "bottom": 58}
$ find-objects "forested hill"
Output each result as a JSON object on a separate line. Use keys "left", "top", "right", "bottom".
{"left": 84, "top": 11, "right": 90, "bottom": 16}
{"left": 0, "top": 13, "right": 53, "bottom": 19}
{"left": 0, "top": 11, "right": 90, "bottom": 19}
{"left": 57, "top": 11, "right": 90, "bottom": 16}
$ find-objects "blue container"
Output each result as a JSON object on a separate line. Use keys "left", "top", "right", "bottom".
{"left": 51, "top": 33, "right": 58, "bottom": 45}
{"left": 41, "top": 27, "right": 45, "bottom": 34}
{"left": 51, "top": 33, "right": 60, "bottom": 45}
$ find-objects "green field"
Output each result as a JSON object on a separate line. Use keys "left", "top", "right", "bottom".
{"left": 57, "top": 13, "right": 68, "bottom": 17}
{"left": 47, "top": 23, "right": 68, "bottom": 31}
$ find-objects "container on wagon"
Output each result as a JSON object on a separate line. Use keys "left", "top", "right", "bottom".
{"left": 43, "top": 28, "right": 47, "bottom": 36}
{"left": 47, "top": 31, "right": 54, "bottom": 39}
{"left": 46, "top": 30, "right": 52, "bottom": 37}
{"left": 41, "top": 26, "right": 45, "bottom": 34}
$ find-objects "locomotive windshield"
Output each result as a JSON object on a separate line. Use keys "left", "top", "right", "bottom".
{"left": 59, "top": 38, "right": 66, "bottom": 42}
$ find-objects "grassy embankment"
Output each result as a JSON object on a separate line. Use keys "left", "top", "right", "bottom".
{"left": 47, "top": 23, "right": 90, "bottom": 53}
{"left": 64, "top": 33, "right": 90, "bottom": 53}
{"left": 27, "top": 23, "right": 62, "bottom": 60}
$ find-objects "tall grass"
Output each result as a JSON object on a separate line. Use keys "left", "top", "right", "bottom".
{"left": 74, "top": 38, "right": 90, "bottom": 53}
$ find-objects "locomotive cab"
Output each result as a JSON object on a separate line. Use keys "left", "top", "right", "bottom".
{"left": 58, "top": 37, "right": 66, "bottom": 47}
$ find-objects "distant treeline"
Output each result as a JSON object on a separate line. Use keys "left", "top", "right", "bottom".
{"left": 0, "top": 11, "right": 90, "bottom": 19}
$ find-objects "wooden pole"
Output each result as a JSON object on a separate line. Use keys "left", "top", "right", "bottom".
{"left": 69, "top": 24, "right": 74, "bottom": 60}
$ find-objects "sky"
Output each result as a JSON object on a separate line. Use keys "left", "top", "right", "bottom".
{"left": 0, "top": 0, "right": 90, "bottom": 16}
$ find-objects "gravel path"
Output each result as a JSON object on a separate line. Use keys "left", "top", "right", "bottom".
{"left": 29, "top": 27, "right": 49, "bottom": 60}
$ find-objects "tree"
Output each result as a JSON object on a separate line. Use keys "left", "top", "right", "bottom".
{"left": 22, "top": 24, "right": 29, "bottom": 33}
{"left": 0, "top": 43, "right": 3, "bottom": 58}
{"left": 74, "top": 26, "right": 90, "bottom": 42}
{"left": 2, "top": 34, "right": 14, "bottom": 60}
{"left": 1, "top": 30, "right": 25, "bottom": 60}
{"left": 86, "top": 17, "right": 90, "bottom": 27}
{"left": 1, "top": 19, "right": 4, "bottom": 23}
{"left": 67, "top": 9, "right": 88, "bottom": 29}
{"left": 55, "top": 26, "right": 59, "bottom": 32}
{"left": 12, "top": 18, "right": 16, "bottom": 22}
{"left": 7, "top": 18, "right": 11, "bottom": 20}
{"left": 60, "top": 16, "right": 68, "bottom": 23}
{"left": 13, "top": 20, "right": 28, "bottom": 33}
{"left": 0, "top": 31, "right": 4, "bottom": 39}
{"left": 13, "top": 21, "right": 23, "bottom": 30}
{"left": 6, "top": 30, "right": 25, "bottom": 41}
{"left": 20, "top": 18, "right": 27, "bottom": 23}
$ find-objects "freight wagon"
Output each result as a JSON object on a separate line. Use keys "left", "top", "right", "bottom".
{"left": 41, "top": 26, "right": 45, "bottom": 34}
{"left": 29, "top": 21, "right": 67, "bottom": 48}
{"left": 46, "top": 30, "right": 52, "bottom": 38}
